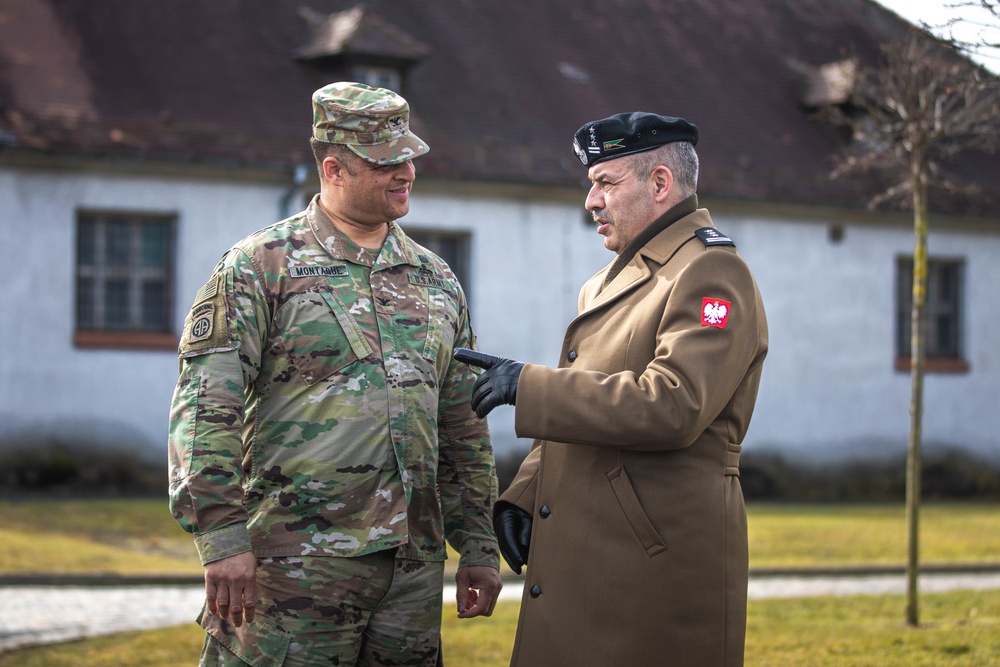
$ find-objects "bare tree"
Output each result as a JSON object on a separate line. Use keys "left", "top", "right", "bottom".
{"left": 934, "top": 1, "right": 1000, "bottom": 66}
{"left": 828, "top": 33, "right": 1000, "bottom": 627}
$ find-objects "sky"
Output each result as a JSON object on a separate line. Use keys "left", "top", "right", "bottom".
{"left": 872, "top": 0, "right": 1000, "bottom": 72}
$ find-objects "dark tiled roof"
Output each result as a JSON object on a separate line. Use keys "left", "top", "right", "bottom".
{"left": 0, "top": 0, "right": 997, "bottom": 215}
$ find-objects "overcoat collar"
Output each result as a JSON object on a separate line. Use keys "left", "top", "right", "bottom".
{"left": 583, "top": 205, "right": 717, "bottom": 315}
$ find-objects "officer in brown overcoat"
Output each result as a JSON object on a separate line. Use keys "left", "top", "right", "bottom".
{"left": 456, "top": 111, "right": 768, "bottom": 666}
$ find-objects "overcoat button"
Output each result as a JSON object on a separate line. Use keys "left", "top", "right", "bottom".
{"left": 567, "top": 349, "right": 578, "bottom": 362}
{"left": 530, "top": 585, "right": 541, "bottom": 598}
{"left": 539, "top": 505, "right": 551, "bottom": 518}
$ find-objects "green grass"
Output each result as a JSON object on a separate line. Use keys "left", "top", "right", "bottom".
{"left": 3, "top": 499, "right": 998, "bottom": 576}
{"left": 747, "top": 502, "right": 1000, "bottom": 567}
{"left": 0, "top": 498, "right": 200, "bottom": 575}
{"left": 2, "top": 591, "right": 998, "bottom": 666}
{"left": 2, "top": 500, "right": 999, "bottom": 665}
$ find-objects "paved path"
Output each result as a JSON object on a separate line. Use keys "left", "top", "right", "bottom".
{"left": 3, "top": 573, "right": 1000, "bottom": 653}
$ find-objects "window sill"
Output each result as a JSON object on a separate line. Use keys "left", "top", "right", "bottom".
{"left": 894, "top": 357, "right": 970, "bottom": 374}
{"left": 74, "top": 330, "right": 179, "bottom": 351}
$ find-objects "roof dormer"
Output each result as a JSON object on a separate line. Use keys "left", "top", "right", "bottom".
{"left": 296, "top": 6, "right": 431, "bottom": 91}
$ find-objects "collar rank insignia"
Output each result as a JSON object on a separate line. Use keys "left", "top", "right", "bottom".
{"left": 701, "top": 297, "right": 731, "bottom": 329}
{"left": 694, "top": 227, "right": 735, "bottom": 247}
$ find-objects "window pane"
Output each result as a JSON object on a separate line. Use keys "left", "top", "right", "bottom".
{"left": 407, "top": 231, "right": 470, "bottom": 290}
{"left": 142, "top": 280, "right": 167, "bottom": 330}
{"left": 352, "top": 66, "right": 400, "bottom": 91}
{"left": 935, "top": 315, "right": 956, "bottom": 356}
{"left": 106, "top": 222, "right": 131, "bottom": 267}
{"left": 896, "top": 257, "right": 963, "bottom": 361}
{"left": 141, "top": 223, "right": 168, "bottom": 267}
{"left": 77, "top": 277, "right": 95, "bottom": 329}
{"left": 78, "top": 219, "right": 97, "bottom": 266}
{"left": 105, "top": 279, "right": 130, "bottom": 328}
{"left": 938, "top": 264, "right": 959, "bottom": 304}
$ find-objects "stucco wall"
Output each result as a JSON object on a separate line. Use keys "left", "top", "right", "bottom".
{"left": 2, "top": 166, "right": 998, "bottom": 467}
{"left": 0, "top": 167, "right": 286, "bottom": 459}
{"left": 714, "top": 207, "right": 1000, "bottom": 463}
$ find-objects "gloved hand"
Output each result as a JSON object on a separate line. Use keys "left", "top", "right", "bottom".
{"left": 454, "top": 348, "right": 524, "bottom": 418}
{"left": 492, "top": 501, "right": 532, "bottom": 575}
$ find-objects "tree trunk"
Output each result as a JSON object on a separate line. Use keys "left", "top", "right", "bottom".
{"left": 905, "top": 149, "right": 929, "bottom": 628}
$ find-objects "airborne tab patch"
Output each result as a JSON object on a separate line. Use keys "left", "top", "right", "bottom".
{"left": 694, "top": 227, "right": 735, "bottom": 247}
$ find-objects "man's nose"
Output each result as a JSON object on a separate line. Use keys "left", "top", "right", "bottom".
{"left": 395, "top": 160, "right": 416, "bottom": 181}
{"left": 585, "top": 183, "right": 603, "bottom": 211}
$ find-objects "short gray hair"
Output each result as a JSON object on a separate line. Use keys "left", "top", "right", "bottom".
{"left": 629, "top": 142, "right": 699, "bottom": 197}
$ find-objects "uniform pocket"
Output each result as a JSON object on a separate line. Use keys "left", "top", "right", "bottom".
{"left": 198, "top": 605, "right": 290, "bottom": 667}
{"left": 168, "top": 375, "right": 200, "bottom": 481}
{"left": 275, "top": 289, "right": 373, "bottom": 385}
{"left": 607, "top": 465, "right": 667, "bottom": 558}
{"left": 421, "top": 288, "right": 458, "bottom": 364}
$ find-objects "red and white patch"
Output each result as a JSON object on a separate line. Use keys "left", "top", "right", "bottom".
{"left": 701, "top": 297, "right": 731, "bottom": 329}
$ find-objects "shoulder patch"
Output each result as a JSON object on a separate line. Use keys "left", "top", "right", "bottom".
{"left": 694, "top": 227, "right": 735, "bottom": 247}
{"left": 179, "top": 269, "right": 235, "bottom": 357}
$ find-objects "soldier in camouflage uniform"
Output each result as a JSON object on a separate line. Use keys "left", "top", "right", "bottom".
{"left": 167, "top": 82, "right": 502, "bottom": 667}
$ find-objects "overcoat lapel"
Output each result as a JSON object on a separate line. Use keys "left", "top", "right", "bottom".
{"left": 577, "top": 212, "right": 715, "bottom": 320}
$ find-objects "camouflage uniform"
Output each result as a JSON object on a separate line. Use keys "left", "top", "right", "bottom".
{"left": 198, "top": 553, "right": 445, "bottom": 666}
{"left": 168, "top": 82, "right": 497, "bottom": 667}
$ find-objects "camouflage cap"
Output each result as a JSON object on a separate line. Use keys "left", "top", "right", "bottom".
{"left": 312, "top": 82, "right": 429, "bottom": 165}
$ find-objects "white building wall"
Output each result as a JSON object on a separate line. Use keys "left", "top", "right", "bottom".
{"left": 2, "top": 166, "right": 998, "bottom": 466}
{"left": 714, "top": 207, "right": 1000, "bottom": 464}
{"left": 407, "top": 187, "right": 611, "bottom": 454}
{"left": 0, "top": 166, "right": 287, "bottom": 459}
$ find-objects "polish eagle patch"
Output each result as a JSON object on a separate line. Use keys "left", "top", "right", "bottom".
{"left": 701, "top": 297, "right": 731, "bottom": 329}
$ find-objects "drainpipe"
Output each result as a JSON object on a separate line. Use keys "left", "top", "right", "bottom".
{"left": 279, "top": 164, "right": 309, "bottom": 219}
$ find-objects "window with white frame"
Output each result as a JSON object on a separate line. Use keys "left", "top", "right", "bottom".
{"left": 75, "top": 211, "right": 176, "bottom": 347}
{"left": 896, "top": 256, "right": 966, "bottom": 371}
{"left": 352, "top": 65, "right": 401, "bottom": 92}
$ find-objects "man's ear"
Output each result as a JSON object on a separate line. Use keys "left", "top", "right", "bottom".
{"left": 322, "top": 156, "right": 347, "bottom": 185}
{"left": 650, "top": 165, "right": 673, "bottom": 204}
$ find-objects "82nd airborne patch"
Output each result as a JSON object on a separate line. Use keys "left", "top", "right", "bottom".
{"left": 179, "top": 270, "right": 234, "bottom": 357}
{"left": 189, "top": 302, "right": 214, "bottom": 342}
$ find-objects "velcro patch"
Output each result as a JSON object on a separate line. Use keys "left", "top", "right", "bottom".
{"left": 289, "top": 264, "right": 348, "bottom": 278}
{"left": 408, "top": 274, "right": 446, "bottom": 289}
{"left": 188, "top": 302, "right": 215, "bottom": 342}
{"left": 180, "top": 270, "right": 235, "bottom": 357}
{"left": 694, "top": 227, "right": 735, "bottom": 247}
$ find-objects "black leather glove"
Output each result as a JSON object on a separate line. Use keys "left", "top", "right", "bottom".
{"left": 453, "top": 348, "right": 524, "bottom": 418}
{"left": 493, "top": 501, "right": 532, "bottom": 575}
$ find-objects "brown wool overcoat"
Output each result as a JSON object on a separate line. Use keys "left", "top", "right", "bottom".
{"left": 499, "top": 208, "right": 768, "bottom": 667}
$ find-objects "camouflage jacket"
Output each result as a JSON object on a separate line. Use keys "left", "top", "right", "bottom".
{"left": 168, "top": 195, "right": 499, "bottom": 570}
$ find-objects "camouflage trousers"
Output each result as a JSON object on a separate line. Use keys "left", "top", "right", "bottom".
{"left": 198, "top": 548, "right": 445, "bottom": 666}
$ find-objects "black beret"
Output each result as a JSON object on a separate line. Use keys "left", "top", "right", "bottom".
{"left": 572, "top": 112, "right": 698, "bottom": 168}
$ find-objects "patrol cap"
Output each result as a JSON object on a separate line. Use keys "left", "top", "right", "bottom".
{"left": 312, "top": 82, "right": 429, "bottom": 165}
{"left": 572, "top": 111, "right": 698, "bottom": 168}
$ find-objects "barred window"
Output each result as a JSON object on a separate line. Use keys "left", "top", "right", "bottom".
{"left": 75, "top": 211, "right": 177, "bottom": 349}
{"left": 896, "top": 256, "right": 967, "bottom": 372}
